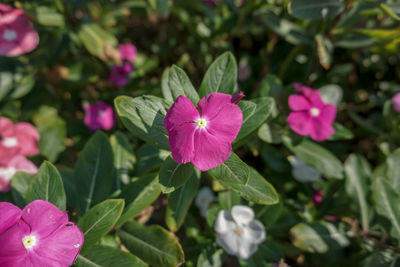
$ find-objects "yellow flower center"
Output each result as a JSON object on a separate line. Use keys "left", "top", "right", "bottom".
{"left": 3, "top": 29, "right": 17, "bottom": 41}
{"left": 22, "top": 235, "right": 37, "bottom": 250}
{"left": 234, "top": 227, "right": 242, "bottom": 235}
{"left": 196, "top": 118, "right": 208, "bottom": 129}
{"left": 310, "top": 107, "right": 320, "bottom": 117}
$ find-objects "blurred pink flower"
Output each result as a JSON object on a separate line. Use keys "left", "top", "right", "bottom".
{"left": 84, "top": 101, "right": 115, "bottom": 131}
{"left": 0, "top": 200, "right": 84, "bottom": 266}
{"left": 287, "top": 83, "right": 337, "bottom": 142}
{"left": 326, "top": 215, "right": 337, "bottom": 222}
{"left": 392, "top": 92, "right": 400, "bottom": 112}
{"left": 0, "top": 155, "right": 37, "bottom": 192}
{"left": 119, "top": 43, "right": 137, "bottom": 62}
{"left": 312, "top": 190, "right": 323, "bottom": 204}
{"left": 0, "top": 3, "right": 39, "bottom": 57}
{"left": 164, "top": 92, "right": 243, "bottom": 171}
{"left": 0, "top": 117, "right": 40, "bottom": 164}
{"left": 109, "top": 62, "right": 133, "bottom": 86}
{"left": 204, "top": 0, "right": 216, "bottom": 7}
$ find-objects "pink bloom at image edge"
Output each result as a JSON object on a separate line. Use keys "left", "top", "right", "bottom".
{"left": 0, "top": 117, "right": 40, "bottom": 164}
{"left": 119, "top": 43, "right": 137, "bottom": 62}
{"left": 0, "top": 200, "right": 84, "bottom": 266}
{"left": 164, "top": 92, "right": 244, "bottom": 171}
{"left": 0, "top": 155, "right": 37, "bottom": 192}
{"left": 392, "top": 92, "right": 400, "bottom": 112}
{"left": 0, "top": 3, "right": 39, "bottom": 57}
{"left": 109, "top": 61, "right": 133, "bottom": 86}
{"left": 313, "top": 190, "right": 323, "bottom": 204}
{"left": 84, "top": 101, "right": 115, "bottom": 131}
{"left": 287, "top": 83, "right": 337, "bottom": 142}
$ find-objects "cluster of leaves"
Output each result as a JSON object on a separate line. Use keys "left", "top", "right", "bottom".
{"left": 2, "top": 0, "right": 400, "bottom": 266}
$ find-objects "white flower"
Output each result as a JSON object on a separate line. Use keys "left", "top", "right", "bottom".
{"left": 214, "top": 205, "right": 266, "bottom": 260}
{"left": 195, "top": 187, "right": 217, "bottom": 218}
{"left": 288, "top": 155, "right": 321, "bottom": 183}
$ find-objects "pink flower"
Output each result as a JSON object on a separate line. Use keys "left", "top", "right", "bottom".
{"left": 0, "top": 155, "right": 37, "bottom": 192}
{"left": 108, "top": 62, "right": 133, "bottom": 86}
{"left": 0, "top": 3, "right": 39, "bottom": 57}
{"left": 0, "top": 117, "right": 40, "bottom": 164}
{"left": 0, "top": 200, "right": 84, "bottom": 266}
{"left": 392, "top": 92, "right": 400, "bottom": 112}
{"left": 164, "top": 92, "right": 243, "bottom": 171}
{"left": 312, "top": 190, "right": 323, "bottom": 204}
{"left": 119, "top": 43, "right": 137, "bottom": 62}
{"left": 203, "top": 0, "right": 216, "bottom": 7}
{"left": 287, "top": 83, "right": 337, "bottom": 142}
{"left": 83, "top": 101, "right": 115, "bottom": 131}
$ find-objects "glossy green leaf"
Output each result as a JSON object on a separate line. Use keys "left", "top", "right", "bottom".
{"left": 78, "top": 24, "right": 117, "bottom": 59}
{"left": 386, "top": 148, "right": 400, "bottom": 193}
{"left": 135, "top": 144, "right": 170, "bottom": 175}
{"left": 289, "top": 0, "right": 343, "bottom": 20}
{"left": 199, "top": 52, "right": 237, "bottom": 97}
{"left": 380, "top": 3, "right": 400, "bottom": 21}
{"left": 76, "top": 245, "right": 148, "bottom": 267}
{"left": 11, "top": 172, "right": 34, "bottom": 207}
{"left": 159, "top": 156, "right": 194, "bottom": 193}
{"left": 166, "top": 170, "right": 200, "bottom": 231}
{"left": 218, "top": 190, "right": 241, "bottom": 210}
{"left": 26, "top": 161, "right": 66, "bottom": 210}
{"left": 257, "top": 123, "right": 283, "bottom": 144}
{"left": 207, "top": 153, "right": 249, "bottom": 186}
{"left": 118, "top": 220, "right": 185, "bottom": 267}
{"left": 59, "top": 168, "right": 78, "bottom": 208}
{"left": 74, "top": 131, "right": 114, "bottom": 215}
{"left": 329, "top": 123, "right": 354, "bottom": 140}
{"left": 114, "top": 95, "right": 171, "bottom": 150}
{"left": 78, "top": 199, "right": 124, "bottom": 250}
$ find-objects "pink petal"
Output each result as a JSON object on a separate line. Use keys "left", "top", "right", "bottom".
{"left": 320, "top": 104, "right": 337, "bottom": 124}
{"left": 8, "top": 155, "right": 38, "bottom": 174}
{"left": 197, "top": 93, "right": 232, "bottom": 120}
{"left": 0, "top": 202, "right": 21, "bottom": 234}
{"left": 21, "top": 200, "right": 68, "bottom": 239}
{"left": 288, "top": 95, "right": 311, "bottom": 111}
{"left": 207, "top": 103, "right": 242, "bottom": 143}
{"left": 164, "top": 95, "right": 199, "bottom": 132}
{"left": 16, "top": 25, "right": 39, "bottom": 55}
{"left": 0, "top": 220, "right": 29, "bottom": 265}
{"left": 191, "top": 129, "right": 232, "bottom": 171}
{"left": 97, "top": 102, "right": 115, "bottom": 130}
{"left": 293, "top": 83, "right": 324, "bottom": 108}
{"left": 15, "top": 123, "right": 40, "bottom": 156}
{"left": 169, "top": 123, "right": 196, "bottom": 164}
{"left": 309, "top": 118, "right": 335, "bottom": 141}
{"left": 0, "top": 117, "right": 15, "bottom": 136}
{"left": 119, "top": 43, "right": 137, "bottom": 62}
{"left": 287, "top": 111, "right": 311, "bottom": 136}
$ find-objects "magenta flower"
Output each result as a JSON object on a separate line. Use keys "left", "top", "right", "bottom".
{"left": 203, "top": 0, "right": 217, "bottom": 7}
{"left": 312, "top": 190, "right": 323, "bottom": 204}
{"left": 0, "top": 200, "right": 84, "bottom": 266}
{"left": 392, "top": 92, "right": 400, "bottom": 112}
{"left": 164, "top": 92, "right": 243, "bottom": 171}
{"left": 287, "top": 83, "right": 337, "bottom": 142}
{"left": 109, "top": 62, "right": 133, "bottom": 86}
{"left": 83, "top": 101, "right": 115, "bottom": 131}
{"left": 0, "top": 155, "right": 37, "bottom": 192}
{"left": 119, "top": 43, "right": 137, "bottom": 62}
{"left": 0, "top": 117, "right": 40, "bottom": 164}
{"left": 0, "top": 3, "right": 39, "bottom": 57}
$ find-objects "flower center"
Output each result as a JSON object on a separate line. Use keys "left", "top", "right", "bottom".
{"left": 22, "top": 235, "right": 38, "bottom": 250}
{"left": 0, "top": 166, "right": 16, "bottom": 182}
{"left": 234, "top": 227, "right": 243, "bottom": 235}
{"left": 3, "top": 29, "right": 17, "bottom": 41}
{"left": 309, "top": 107, "right": 320, "bottom": 117}
{"left": 196, "top": 118, "right": 208, "bottom": 129}
{"left": 2, "top": 137, "right": 18, "bottom": 147}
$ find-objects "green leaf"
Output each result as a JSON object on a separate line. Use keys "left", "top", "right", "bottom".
{"left": 135, "top": 144, "right": 170, "bottom": 175}
{"left": 158, "top": 156, "right": 194, "bottom": 193}
{"left": 78, "top": 24, "right": 118, "bottom": 59}
{"left": 318, "top": 84, "right": 343, "bottom": 106}
{"left": 344, "top": 154, "right": 371, "bottom": 231}
{"left": 59, "top": 168, "right": 78, "bottom": 208}
{"left": 110, "top": 132, "right": 136, "bottom": 189}
{"left": 283, "top": 138, "right": 344, "bottom": 179}
{"left": 11, "top": 172, "right": 34, "bottom": 207}
{"left": 329, "top": 123, "right": 354, "bottom": 140}
{"left": 166, "top": 170, "right": 200, "bottom": 231}
{"left": 386, "top": 148, "right": 400, "bottom": 193}
{"left": 74, "top": 131, "right": 114, "bottom": 215}
{"left": 207, "top": 153, "right": 249, "bottom": 186}
{"left": 373, "top": 178, "right": 400, "bottom": 241}
{"left": 114, "top": 95, "right": 171, "bottom": 150}
{"left": 218, "top": 190, "right": 241, "bottom": 210}
{"left": 161, "top": 65, "right": 199, "bottom": 104}
{"left": 78, "top": 199, "right": 124, "bottom": 250}
{"left": 34, "top": 6, "right": 65, "bottom": 26}
{"left": 235, "top": 98, "right": 276, "bottom": 144}
{"left": 76, "top": 245, "right": 148, "bottom": 267}
{"left": 380, "top": 3, "right": 400, "bottom": 21}
{"left": 116, "top": 173, "right": 161, "bottom": 227}
{"left": 199, "top": 52, "right": 237, "bottom": 98}
{"left": 290, "top": 222, "right": 349, "bottom": 253}
{"left": 288, "top": 0, "right": 343, "bottom": 21}
{"left": 118, "top": 220, "right": 185, "bottom": 267}
{"left": 257, "top": 123, "right": 283, "bottom": 144}
{"left": 26, "top": 161, "right": 66, "bottom": 210}
{"left": 197, "top": 245, "right": 225, "bottom": 267}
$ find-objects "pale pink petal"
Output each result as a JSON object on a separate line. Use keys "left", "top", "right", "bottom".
{"left": 287, "top": 111, "right": 311, "bottom": 136}
{"left": 231, "top": 205, "right": 254, "bottom": 226}
{"left": 293, "top": 83, "right": 324, "bottom": 108}
{"left": 21, "top": 200, "right": 68, "bottom": 239}
{"left": 8, "top": 155, "right": 38, "bottom": 174}
{"left": 0, "top": 117, "right": 15, "bottom": 137}
{"left": 164, "top": 95, "right": 199, "bottom": 131}
{"left": 15, "top": 123, "right": 40, "bottom": 156}
{"left": 197, "top": 93, "right": 232, "bottom": 120}
{"left": 0, "top": 202, "right": 21, "bottom": 234}
{"left": 169, "top": 123, "right": 196, "bottom": 164}
{"left": 288, "top": 95, "right": 311, "bottom": 111}
{"left": 191, "top": 129, "right": 232, "bottom": 171}
{"left": 309, "top": 118, "right": 335, "bottom": 142}
{"left": 207, "top": 103, "right": 242, "bottom": 143}
{"left": 319, "top": 104, "right": 337, "bottom": 124}
{"left": 393, "top": 92, "right": 400, "bottom": 112}
{"left": 0, "top": 220, "right": 30, "bottom": 265}
{"left": 96, "top": 102, "right": 115, "bottom": 130}
{"left": 16, "top": 25, "right": 39, "bottom": 55}
{"left": 214, "top": 210, "right": 236, "bottom": 234}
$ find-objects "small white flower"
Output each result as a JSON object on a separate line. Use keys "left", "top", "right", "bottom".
{"left": 288, "top": 156, "right": 321, "bottom": 183}
{"left": 214, "top": 205, "right": 266, "bottom": 260}
{"left": 195, "top": 187, "right": 217, "bottom": 218}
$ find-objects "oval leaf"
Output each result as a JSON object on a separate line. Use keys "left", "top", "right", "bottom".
{"left": 207, "top": 153, "right": 249, "bottom": 186}
{"left": 289, "top": 0, "right": 343, "bottom": 21}
{"left": 159, "top": 156, "right": 194, "bottom": 193}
